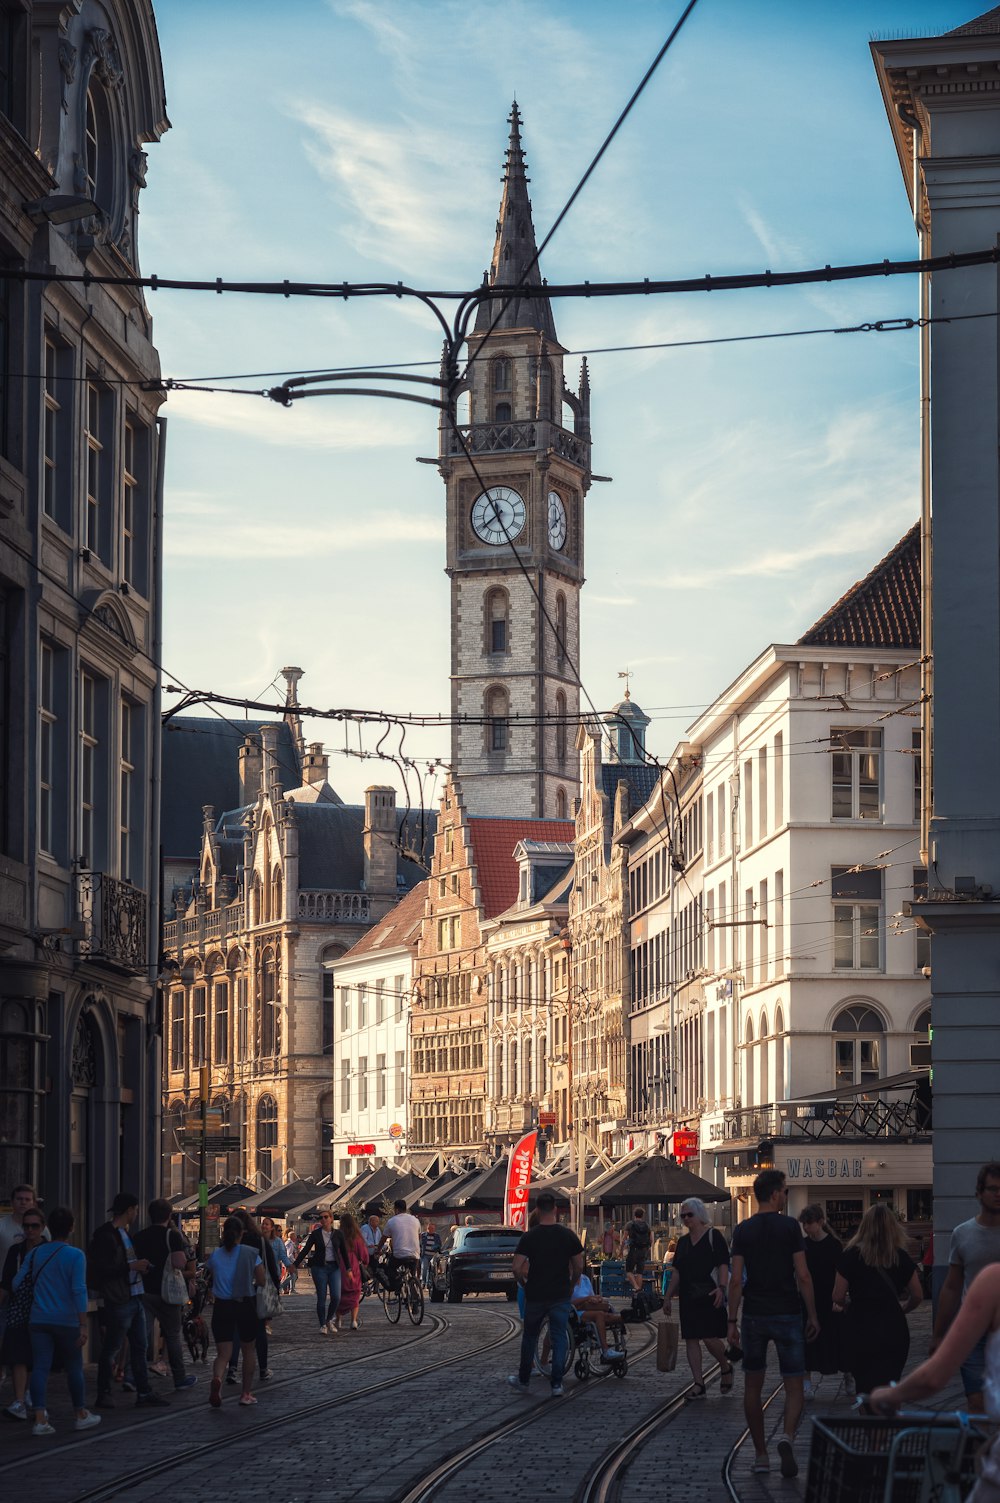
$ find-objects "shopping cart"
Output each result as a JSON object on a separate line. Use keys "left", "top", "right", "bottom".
{"left": 805, "top": 1410, "right": 999, "bottom": 1503}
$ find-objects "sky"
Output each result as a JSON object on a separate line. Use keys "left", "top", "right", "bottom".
{"left": 141, "top": 0, "right": 977, "bottom": 808}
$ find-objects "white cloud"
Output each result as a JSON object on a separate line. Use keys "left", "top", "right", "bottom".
{"left": 166, "top": 509, "right": 442, "bottom": 561}
{"left": 589, "top": 593, "right": 638, "bottom": 607}
{"left": 164, "top": 388, "right": 422, "bottom": 451}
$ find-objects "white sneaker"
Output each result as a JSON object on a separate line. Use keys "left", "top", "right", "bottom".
{"left": 74, "top": 1412, "right": 102, "bottom": 1432}
{"left": 506, "top": 1374, "right": 530, "bottom": 1393}
{"left": 32, "top": 1416, "right": 55, "bottom": 1437}
{"left": 4, "top": 1400, "right": 27, "bottom": 1420}
{"left": 326, "top": 1320, "right": 339, "bottom": 1335}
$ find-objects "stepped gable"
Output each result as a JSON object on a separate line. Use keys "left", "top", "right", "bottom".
{"left": 467, "top": 817, "right": 575, "bottom": 917}
{"left": 161, "top": 716, "right": 301, "bottom": 860}
{"left": 798, "top": 524, "right": 920, "bottom": 648}
{"left": 340, "top": 879, "right": 429, "bottom": 959}
{"left": 946, "top": 6, "right": 1000, "bottom": 35}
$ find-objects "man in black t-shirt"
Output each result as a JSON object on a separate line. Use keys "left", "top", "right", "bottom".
{"left": 509, "top": 1192, "right": 583, "bottom": 1397}
{"left": 622, "top": 1207, "right": 652, "bottom": 1292}
{"left": 729, "top": 1169, "right": 819, "bottom": 1480}
{"left": 133, "top": 1199, "right": 197, "bottom": 1393}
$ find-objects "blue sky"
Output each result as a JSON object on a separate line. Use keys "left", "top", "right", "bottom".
{"left": 142, "top": 0, "right": 974, "bottom": 805}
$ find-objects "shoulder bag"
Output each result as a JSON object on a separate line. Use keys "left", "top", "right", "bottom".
{"left": 161, "top": 1227, "right": 189, "bottom": 1306}
{"left": 8, "top": 1245, "right": 63, "bottom": 1328}
{"left": 255, "top": 1242, "right": 281, "bottom": 1320}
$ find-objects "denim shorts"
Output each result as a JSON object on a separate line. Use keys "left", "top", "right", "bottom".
{"left": 740, "top": 1312, "right": 806, "bottom": 1377}
{"left": 961, "top": 1334, "right": 987, "bottom": 1397}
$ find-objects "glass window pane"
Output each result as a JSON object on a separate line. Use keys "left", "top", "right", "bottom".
{"left": 834, "top": 907, "right": 854, "bottom": 967}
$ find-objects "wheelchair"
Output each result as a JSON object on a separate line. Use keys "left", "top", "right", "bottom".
{"left": 533, "top": 1304, "right": 629, "bottom": 1381}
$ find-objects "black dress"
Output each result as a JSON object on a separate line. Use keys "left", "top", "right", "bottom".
{"left": 0, "top": 1242, "right": 33, "bottom": 1367}
{"left": 838, "top": 1246, "right": 917, "bottom": 1393}
{"left": 802, "top": 1232, "right": 842, "bottom": 1376}
{"left": 673, "top": 1228, "right": 730, "bottom": 1340}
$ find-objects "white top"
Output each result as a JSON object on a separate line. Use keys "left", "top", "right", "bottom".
{"left": 361, "top": 1224, "right": 384, "bottom": 1250}
{"left": 384, "top": 1212, "right": 421, "bottom": 1260}
{"left": 572, "top": 1275, "right": 595, "bottom": 1301}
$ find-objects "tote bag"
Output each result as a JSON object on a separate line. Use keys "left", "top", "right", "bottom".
{"left": 161, "top": 1228, "right": 188, "bottom": 1307}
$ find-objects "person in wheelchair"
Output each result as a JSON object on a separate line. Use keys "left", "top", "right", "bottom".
{"left": 571, "top": 1272, "right": 625, "bottom": 1362}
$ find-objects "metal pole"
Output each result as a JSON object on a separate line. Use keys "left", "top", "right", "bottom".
{"left": 198, "top": 1064, "right": 208, "bottom": 1257}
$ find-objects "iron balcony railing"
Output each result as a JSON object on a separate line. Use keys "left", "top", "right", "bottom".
{"left": 443, "top": 420, "right": 589, "bottom": 468}
{"left": 723, "top": 1088, "right": 930, "bottom": 1145}
{"left": 77, "top": 871, "right": 148, "bottom": 973}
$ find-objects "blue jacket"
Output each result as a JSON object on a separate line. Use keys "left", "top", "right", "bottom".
{"left": 13, "top": 1241, "right": 88, "bottom": 1327}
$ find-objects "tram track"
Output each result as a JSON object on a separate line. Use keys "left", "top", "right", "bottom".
{"left": 3, "top": 1307, "right": 453, "bottom": 1475}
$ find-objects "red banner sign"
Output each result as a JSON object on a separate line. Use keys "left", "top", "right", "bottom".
{"left": 673, "top": 1130, "right": 699, "bottom": 1162}
{"left": 348, "top": 1143, "right": 375, "bottom": 1156}
{"left": 504, "top": 1131, "right": 538, "bottom": 1230}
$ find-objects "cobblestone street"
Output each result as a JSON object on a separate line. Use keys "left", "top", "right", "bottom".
{"left": 0, "top": 1292, "right": 953, "bottom": 1503}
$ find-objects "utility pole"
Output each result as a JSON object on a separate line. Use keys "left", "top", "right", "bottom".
{"left": 198, "top": 1064, "right": 208, "bottom": 1258}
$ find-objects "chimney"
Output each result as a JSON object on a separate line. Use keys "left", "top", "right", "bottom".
{"left": 364, "top": 785, "right": 398, "bottom": 901}
{"left": 238, "top": 735, "right": 263, "bottom": 806}
{"left": 259, "top": 724, "right": 282, "bottom": 800}
{"left": 303, "top": 741, "right": 328, "bottom": 788}
{"left": 281, "top": 666, "right": 305, "bottom": 760}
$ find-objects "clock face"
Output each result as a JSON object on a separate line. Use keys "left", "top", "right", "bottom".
{"left": 547, "top": 490, "right": 567, "bottom": 551}
{"left": 471, "top": 486, "right": 526, "bottom": 546}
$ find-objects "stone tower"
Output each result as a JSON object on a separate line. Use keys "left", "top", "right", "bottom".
{"left": 439, "top": 103, "right": 591, "bottom": 819}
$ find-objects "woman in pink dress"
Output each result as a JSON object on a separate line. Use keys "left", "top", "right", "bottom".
{"left": 334, "top": 1212, "right": 369, "bottom": 1332}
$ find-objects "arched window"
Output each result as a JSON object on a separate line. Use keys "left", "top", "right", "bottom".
{"left": 493, "top": 357, "right": 511, "bottom": 392}
{"left": 556, "top": 690, "right": 567, "bottom": 765}
{"left": 271, "top": 866, "right": 282, "bottom": 924}
{"left": 260, "top": 947, "right": 278, "bottom": 1056}
{"left": 485, "top": 587, "right": 510, "bottom": 655}
{"left": 913, "top": 1007, "right": 931, "bottom": 1037}
{"left": 759, "top": 1032, "right": 769, "bottom": 1106}
{"left": 556, "top": 787, "right": 568, "bottom": 819}
{"left": 774, "top": 1004, "right": 785, "bottom": 1101}
{"left": 232, "top": 952, "right": 249, "bottom": 1061}
{"left": 255, "top": 1095, "right": 278, "bottom": 1185}
{"left": 487, "top": 686, "right": 509, "bottom": 753}
{"left": 251, "top": 874, "right": 262, "bottom": 927}
{"left": 555, "top": 593, "right": 567, "bottom": 671}
{"left": 84, "top": 87, "right": 113, "bottom": 211}
{"left": 833, "top": 1004, "right": 884, "bottom": 1089}
{"left": 508, "top": 1040, "right": 518, "bottom": 1097}
{"left": 168, "top": 989, "right": 185, "bottom": 1074}
{"left": 537, "top": 359, "right": 552, "bottom": 419}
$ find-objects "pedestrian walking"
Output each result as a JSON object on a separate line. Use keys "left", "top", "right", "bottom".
{"left": 797, "top": 1204, "right": 843, "bottom": 1398}
{"left": 662, "top": 1197, "right": 734, "bottom": 1399}
{"left": 334, "top": 1212, "right": 369, "bottom": 1331}
{"left": 261, "top": 1218, "right": 292, "bottom": 1302}
{"left": 293, "top": 1209, "right": 348, "bottom": 1334}
{"left": 225, "top": 1210, "right": 279, "bottom": 1381}
{"left": 869, "top": 1263, "right": 1000, "bottom": 1503}
{"left": 0, "top": 1203, "right": 48, "bottom": 1419}
{"left": 930, "top": 1160, "right": 1000, "bottom": 1413}
{"left": 88, "top": 1192, "right": 168, "bottom": 1410}
{"left": 420, "top": 1220, "right": 441, "bottom": 1290}
{"left": 282, "top": 1229, "right": 300, "bottom": 1292}
{"left": 206, "top": 1216, "right": 265, "bottom": 1409}
{"left": 132, "top": 1198, "right": 197, "bottom": 1394}
{"left": 831, "top": 1202, "right": 922, "bottom": 1396}
{"left": 622, "top": 1206, "right": 652, "bottom": 1294}
{"left": 509, "top": 1190, "right": 584, "bottom": 1397}
{"left": 12, "top": 1206, "right": 100, "bottom": 1436}
{"left": 728, "top": 1168, "right": 819, "bottom": 1480}
{"left": 600, "top": 1222, "right": 619, "bottom": 1259}
{"left": 0, "top": 1183, "right": 49, "bottom": 1372}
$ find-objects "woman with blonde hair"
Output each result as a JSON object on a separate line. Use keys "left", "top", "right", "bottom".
{"left": 798, "top": 1204, "right": 842, "bottom": 1399}
{"left": 662, "top": 1198, "right": 734, "bottom": 1398}
{"left": 333, "top": 1211, "right": 368, "bottom": 1332}
{"left": 832, "top": 1202, "right": 923, "bottom": 1395}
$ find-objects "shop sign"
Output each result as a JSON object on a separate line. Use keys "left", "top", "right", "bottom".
{"left": 784, "top": 1155, "right": 864, "bottom": 1182}
{"left": 389, "top": 1123, "right": 403, "bottom": 1140}
{"left": 673, "top": 1130, "right": 699, "bottom": 1161}
{"left": 538, "top": 1111, "right": 557, "bottom": 1127}
{"left": 348, "top": 1143, "right": 376, "bottom": 1156}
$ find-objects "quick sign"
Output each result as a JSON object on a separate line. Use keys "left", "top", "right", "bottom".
{"left": 673, "top": 1130, "right": 699, "bottom": 1161}
{"left": 348, "top": 1143, "right": 376, "bottom": 1156}
{"left": 784, "top": 1156, "right": 864, "bottom": 1182}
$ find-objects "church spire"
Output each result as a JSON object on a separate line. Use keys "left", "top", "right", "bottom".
{"left": 474, "top": 102, "right": 557, "bottom": 338}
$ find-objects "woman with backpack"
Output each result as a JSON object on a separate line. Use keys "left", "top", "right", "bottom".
{"left": 10, "top": 1205, "right": 101, "bottom": 1436}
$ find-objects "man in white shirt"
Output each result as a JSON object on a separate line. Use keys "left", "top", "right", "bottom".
{"left": 383, "top": 1200, "right": 421, "bottom": 1289}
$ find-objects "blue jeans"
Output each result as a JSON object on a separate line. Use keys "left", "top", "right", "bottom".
{"left": 30, "top": 1324, "right": 85, "bottom": 1412}
{"left": 97, "top": 1296, "right": 151, "bottom": 1396}
{"left": 420, "top": 1254, "right": 433, "bottom": 1288}
{"left": 311, "top": 1264, "right": 342, "bottom": 1326}
{"left": 520, "top": 1298, "right": 572, "bottom": 1387}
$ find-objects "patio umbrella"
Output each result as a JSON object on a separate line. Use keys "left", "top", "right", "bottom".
{"left": 584, "top": 1155, "right": 729, "bottom": 1207}
{"left": 412, "top": 1168, "right": 483, "bottom": 1212}
{"left": 240, "top": 1179, "right": 335, "bottom": 1219}
{"left": 204, "top": 1181, "right": 257, "bottom": 1212}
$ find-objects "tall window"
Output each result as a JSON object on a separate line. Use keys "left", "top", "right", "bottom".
{"left": 375, "top": 978, "right": 385, "bottom": 1024}
{"left": 43, "top": 333, "right": 71, "bottom": 527}
{"left": 322, "top": 970, "right": 334, "bottom": 1055}
{"left": 358, "top": 1055, "right": 368, "bottom": 1110}
{"left": 39, "top": 641, "right": 63, "bottom": 858}
{"left": 774, "top": 870, "right": 784, "bottom": 975}
{"left": 119, "top": 698, "right": 140, "bottom": 883}
{"left": 255, "top": 1095, "right": 278, "bottom": 1184}
{"left": 833, "top": 866, "right": 882, "bottom": 970}
{"left": 832, "top": 728, "right": 882, "bottom": 820}
{"left": 759, "top": 1012, "right": 769, "bottom": 1104}
{"left": 358, "top": 983, "right": 367, "bottom": 1029}
{"left": 556, "top": 689, "right": 567, "bottom": 765}
{"left": 913, "top": 868, "right": 931, "bottom": 971}
{"left": 169, "top": 991, "right": 185, "bottom": 1073}
{"left": 79, "top": 670, "right": 107, "bottom": 868}
{"left": 84, "top": 375, "right": 112, "bottom": 563}
{"left": 260, "top": 949, "right": 277, "bottom": 1054}
{"left": 759, "top": 878, "right": 769, "bottom": 980}
{"left": 236, "top": 972, "right": 248, "bottom": 1059}
{"left": 758, "top": 747, "right": 768, "bottom": 838}
{"left": 493, "top": 357, "right": 511, "bottom": 391}
{"left": 486, "top": 587, "right": 509, "bottom": 654}
{"left": 912, "top": 730, "right": 922, "bottom": 823}
{"left": 191, "top": 984, "right": 207, "bottom": 1066}
{"left": 554, "top": 592, "right": 568, "bottom": 672}
{"left": 122, "top": 418, "right": 150, "bottom": 595}
{"left": 394, "top": 1049, "right": 405, "bottom": 1108}
{"left": 377, "top": 1052, "right": 387, "bottom": 1108}
{"left": 319, "top": 1092, "right": 334, "bottom": 1180}
{"left": 833, "top": 1005, "right": 883, "bottom": 1089}
{"left": 340, "top": 1058, "right": 351, "bottom": 1113}
{"left": 487, "top": 686, "right": 509, "bottom": 753}
{"left": 743, "top": 759, "right": 753, "bottom": 849}
{"left": 556, "top": 787, "right": 568, "bottom": 819}
{"left": 214, "top": 981, "right": 229, "bottom": 1064}
{"left": 773, "top": 732, "right": 784, "bottom": 827}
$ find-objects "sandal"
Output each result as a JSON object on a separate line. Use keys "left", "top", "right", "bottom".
{"left": 720, "top": 1363, "right": 735, "bottom": 1393}
{"left": 685, "top": 1382, "right": 707, "bottom": 1401}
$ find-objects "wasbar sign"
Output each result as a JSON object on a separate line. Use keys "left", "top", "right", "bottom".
{"left": 785, "top": 1156, "right": 864, "bottom": 1181}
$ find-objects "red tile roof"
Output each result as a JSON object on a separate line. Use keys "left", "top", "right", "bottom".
{"left": 467, "top": 818, "right": 575, "bottom": 917}
{"left": 341, "top": 879, "right": 429, "bottom": 959}
{"left": 798, "top": 524, "right": 920, "bottom": 648}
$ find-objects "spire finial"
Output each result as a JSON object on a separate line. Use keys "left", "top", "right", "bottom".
{"left": 618, "top": 667, "right": 633, "bottom": 701}
{"left": 474, "top": 102, "right": 557, "bottom": 339}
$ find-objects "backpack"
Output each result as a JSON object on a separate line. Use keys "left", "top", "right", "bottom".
{"left": 629, "top": 1218, "right": 652, "bottom": 1250}
{"left": 7, "top": 1245, "right": 63, "bottom": 1328}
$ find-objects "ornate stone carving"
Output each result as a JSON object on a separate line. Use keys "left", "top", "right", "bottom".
{"left": 83, "top": 29, "right": 124, "bottom": 90}
{"left": 59, "top": 39, "right": 77, "bottom": 112}
{"left": 71, "top": 1013, "right": 98, "bottom": 1087}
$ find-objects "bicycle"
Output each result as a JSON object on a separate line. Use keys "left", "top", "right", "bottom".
{"left": 384, "top": 1258, "right": 425, "bottom": 1326}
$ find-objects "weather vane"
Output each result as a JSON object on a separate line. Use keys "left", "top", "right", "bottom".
{"left": 617, "top": 667, "right": 633, "bottom": 701}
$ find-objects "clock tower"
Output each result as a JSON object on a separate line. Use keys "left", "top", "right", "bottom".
{"left": 439, "top": 103, "right": 591, "bottom": 819}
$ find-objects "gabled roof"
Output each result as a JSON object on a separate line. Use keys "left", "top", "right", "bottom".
{"left": 161, "top": 718, "right": 300, "bottom": 861}
{"left": 339, "top": 879, "right": 429, "bottom": 961}
{"left": 601, "top": 762, "right": 660, "bottom": 810}
{"left": 798, "top": 524, "right": 920, "bottom": 648}
{"left": 467, "top": 817, "right": 574, "bottom": 917}
{"left": 947, "top": 6, "right": 1000, "bottom": 35}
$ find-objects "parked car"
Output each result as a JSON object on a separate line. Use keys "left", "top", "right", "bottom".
{"left": 428, "top": 1224, "right": 522, "bottom": 1303}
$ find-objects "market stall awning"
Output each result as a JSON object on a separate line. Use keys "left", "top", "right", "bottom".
{"left": 585, "top": 1154, "right": 729, "bottom": 1206}
{"left": 240, "top": 1179, "right": 336, "bottom": 1218}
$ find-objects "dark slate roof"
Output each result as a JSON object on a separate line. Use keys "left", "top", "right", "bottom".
{"left": 161, "top": 718, "right": 300, "bottom": 861}
{"left": 947, "top": 6, "right": 1000, "bottom": 34}
{"left": 295, "top": 803, "right": 435, "bottom": 893}
{"left": 798, "top": 524, "right": 920, "bottom": 649}
{"left": 601, "top": 762, "right": 660, "bottom": 810}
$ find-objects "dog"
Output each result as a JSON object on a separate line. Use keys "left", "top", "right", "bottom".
{"left": 183, "top": 1307, "right": 209, "bottom": 1362}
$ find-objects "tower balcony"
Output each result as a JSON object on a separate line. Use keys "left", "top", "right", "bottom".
{"left": 443, "top": 419, "right": 589, "bottom": 469}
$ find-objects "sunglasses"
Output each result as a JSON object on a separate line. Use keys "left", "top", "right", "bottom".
{"left": 680, "top": 1212, "right": 695, "bottom": 1219}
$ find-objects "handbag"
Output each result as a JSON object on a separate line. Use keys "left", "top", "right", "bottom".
{"left": 8, "top": 1245, "right": 62, "bottom": 1327}
{"left": 255, "top": 1241, "right": 281, "bottom": 1320}
{"left": 161, "top": 1228, "right": 188, "bottom": 1307}
{"left": 656, "top": 1316, "right": 679, "bottom": 1372}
